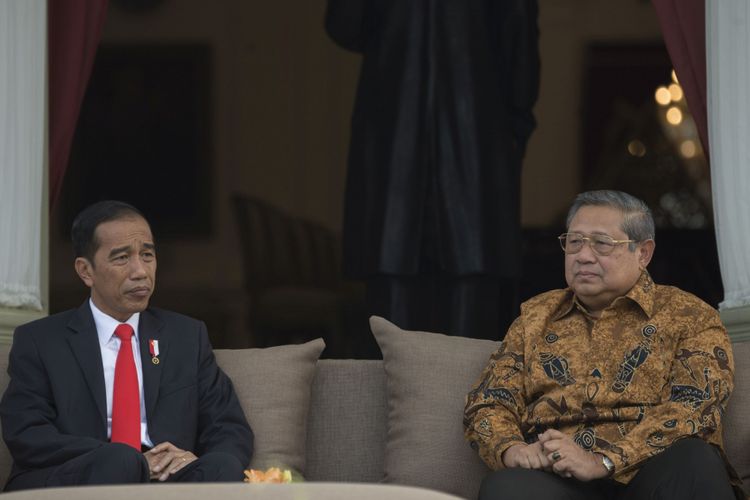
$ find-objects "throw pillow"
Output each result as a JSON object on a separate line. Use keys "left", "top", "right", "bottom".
{"left": 214, "top": 338, "right": 325, "bottom": 477}
{"left": 723, "top": 340, "right": 750, "bottom": 486}
{"left": 370, "top": 316, "right": 499, "bottom": 500}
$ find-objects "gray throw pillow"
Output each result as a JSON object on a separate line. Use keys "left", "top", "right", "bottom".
{"left": 370, "top": 316, "right": 499, "bottom": 500}
{"left": 723, "top": 340, "right": 750, "bottom": 488}
{"left": 215, "top": 338, "right": 325, "bottom": 476}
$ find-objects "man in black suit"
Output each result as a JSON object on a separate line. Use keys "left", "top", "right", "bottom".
{"left": 0, "top": 201, "right": 253, "bottom": 490}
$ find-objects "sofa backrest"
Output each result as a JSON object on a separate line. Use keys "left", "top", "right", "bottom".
{"left": 0, "top": 340, "right": 747, "bottom": 491}
{"left": 0, "top": 344, "right": 388, "bottom": 488}
{"left": 721, "top": 340, "right": 750, "bottom": 485}
{"left": 305, "top": 359, "right": 387, "bottom": 482}
{"left": 0, "top": 344, "right": 8, "bottom": 487}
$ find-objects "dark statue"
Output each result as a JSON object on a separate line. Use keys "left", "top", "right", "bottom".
{"left": 326, "top": 0, "right": 540, "bottom": 341}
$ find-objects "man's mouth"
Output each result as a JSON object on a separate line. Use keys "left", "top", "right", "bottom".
{"left": 576, "top": 271, "right": 599, "bottom": 278}
{"left": 128, "top": 287, "right": 151, "bottom": 298}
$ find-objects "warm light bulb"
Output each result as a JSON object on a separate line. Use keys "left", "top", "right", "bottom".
{"left": 655, "top": 86, "right": 671, "bottom": 106}
{"left": 672, "top": 69, "right": 679, "bottom": 84}
{"left": 680, "top": 140, "right": 696, "bottom": 158}
{"left": 668, "top": 83, "right": 683, "bottom": 102}
{"left": 666, "top": 106, "right": 683, "bottom": 125}
{"left": 627, "top": 139, "right": 647, "bottom": 157}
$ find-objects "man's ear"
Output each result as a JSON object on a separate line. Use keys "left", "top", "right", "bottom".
{"left": 75, "top": 257, "right": 94, "bottom": 288}
{"left": 638, "top": 239, "right": 655, "bottom": 269}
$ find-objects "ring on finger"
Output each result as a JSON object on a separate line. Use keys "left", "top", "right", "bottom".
{"left": 551, "top": 451, "right": 562, "bottom": 461}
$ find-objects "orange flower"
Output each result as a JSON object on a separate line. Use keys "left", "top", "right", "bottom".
{"left": 243, "top": 467, "right": 292, "bottom": 483}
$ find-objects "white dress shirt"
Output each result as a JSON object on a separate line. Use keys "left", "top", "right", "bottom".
{"left": 89, "top": 299, "right": 153, "bottom": 447}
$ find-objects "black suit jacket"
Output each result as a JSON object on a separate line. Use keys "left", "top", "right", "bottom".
{"left": 0, "top": 302, "right": 253, "bottom": 484}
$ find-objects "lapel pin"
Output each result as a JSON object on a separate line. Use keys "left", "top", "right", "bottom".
{"left": 149, "top": 339, "right": 160, "bottom": 365}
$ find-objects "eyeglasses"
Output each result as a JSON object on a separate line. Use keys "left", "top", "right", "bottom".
{"left": 558, "top": 232, "right": 636, "bottom": 256}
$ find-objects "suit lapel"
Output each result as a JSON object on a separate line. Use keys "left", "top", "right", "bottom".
{"left": 67, "top": 301, "right": 107, "bottom": 425}
{"left": 139, "top": 309, "right": 168, "bottom": 419}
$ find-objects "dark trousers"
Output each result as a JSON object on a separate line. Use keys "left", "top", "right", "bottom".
{"left": 478, "top": 438, "right": 739, "bottom": 500}
{"left": 5, "top": 443, "right": 245, "bottom": 491}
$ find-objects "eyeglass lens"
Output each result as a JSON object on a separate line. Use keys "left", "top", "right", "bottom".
{"left": 560, "top": 233, "right": 617, "bottom": 255}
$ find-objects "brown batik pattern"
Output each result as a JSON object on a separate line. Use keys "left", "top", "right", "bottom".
{"left": 464, "top": 272, "right": 736, "bottom": 484}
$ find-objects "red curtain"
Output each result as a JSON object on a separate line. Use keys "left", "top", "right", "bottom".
{"left": 651, "top": 0, "right": 709, "bottom": 160}
{"left": 48, "top": 0, "right": 108, "bottom": 209}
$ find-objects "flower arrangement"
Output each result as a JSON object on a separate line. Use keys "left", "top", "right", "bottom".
{"left": 243, "top": 467, "right": 293, "bottom": 484}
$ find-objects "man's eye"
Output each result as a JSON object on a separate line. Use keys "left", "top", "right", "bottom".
{"left": 568, "top": 236, "right": 583, "bottom": 245}
{"left": 592, "top": 238, "right": 615, "bottom": 249}
{"left": 114, "top": 255, "right": 128, "bottom": 262}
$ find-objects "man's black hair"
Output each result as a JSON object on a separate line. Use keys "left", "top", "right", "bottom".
{"left": 71, "top": 200, "right": 149, "bottom": 263}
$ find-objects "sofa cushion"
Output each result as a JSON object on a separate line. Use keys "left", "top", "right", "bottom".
{"left": 370, "top": 316, "right": 499, "bottom": 499}
{"left": 305, "top": 360, "right": 387, "bottom": 482}
{"left": 215, "top": 338, "right": 325, "bottom": 477}
{"left": 723, "top": 340, "right": 750, "bottom": 487}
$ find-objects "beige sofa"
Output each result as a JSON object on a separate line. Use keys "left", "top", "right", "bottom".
{"left": 0, "top": 317, "right": 747, "bottom": 499}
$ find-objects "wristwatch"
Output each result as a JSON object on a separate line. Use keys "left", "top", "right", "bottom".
{"left": 599, "top": 453, "right": 615, "bottom": 476}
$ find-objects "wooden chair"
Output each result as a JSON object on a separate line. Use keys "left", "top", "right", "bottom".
{"left": 231, "top": 194, "right": 358, "bottom": 352}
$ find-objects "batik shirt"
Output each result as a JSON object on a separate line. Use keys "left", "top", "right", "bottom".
{"left": 464, "top": 271, "right": 735, "bottom": 483}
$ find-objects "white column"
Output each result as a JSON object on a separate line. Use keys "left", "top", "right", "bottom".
{"left": 706, "top": 1, "right": 750, "bottom": 340}
{"left": 0, "top": 0, "right": 48, "bottom": 341}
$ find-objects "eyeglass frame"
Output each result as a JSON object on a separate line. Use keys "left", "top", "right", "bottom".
{"left": 557, "top": 232, "right": 638, "bottom": 256}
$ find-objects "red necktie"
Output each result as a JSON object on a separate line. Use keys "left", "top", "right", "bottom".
{"left": 111, "top": 323, "right": 141, "bottom": 450}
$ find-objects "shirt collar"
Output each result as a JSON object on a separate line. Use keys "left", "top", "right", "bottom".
{"left": 623, "top": 270, "right": 655, "bottom": 317}
{"left": 89, "top": 298, "right": 140, "bottom": 348}
{"left": 552, "top": 291, "right": 577, "bottom": 321}
{"left": 553, "top": 270, "right": 655, "bottom": 320}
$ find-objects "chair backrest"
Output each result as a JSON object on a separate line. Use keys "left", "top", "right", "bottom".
{"left": 231, "top": 194, "right": 341, "bottom": 293}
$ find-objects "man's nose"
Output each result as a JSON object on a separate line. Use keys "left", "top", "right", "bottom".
{"left": 129, "top": 257, "right": 148, "bottom": 278}
{"left": 576, "top": 242, "right": 597, "bottom": 262}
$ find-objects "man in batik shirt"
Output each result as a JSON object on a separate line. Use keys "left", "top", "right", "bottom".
{"left": 465, "top": 190, "right": 740, "bottom": 500}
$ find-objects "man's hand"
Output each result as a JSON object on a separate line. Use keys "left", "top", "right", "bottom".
{"left": 144, "top": 441, "right": 198, "bottom": 481}
{"left": 501, "top": 442, "right": 552, "bottom": 471}
{"left": 538, "top": 430, "right": 609, "bottom": 482}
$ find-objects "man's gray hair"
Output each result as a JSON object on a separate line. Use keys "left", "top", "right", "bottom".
{"left": 566, "top": 190, "right": 655, "bottom": 249}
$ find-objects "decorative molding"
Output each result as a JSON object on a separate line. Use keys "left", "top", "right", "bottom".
{"left": 0, "top": 308, "right": 46, "bottom": 344}
{"left": 720, "top": 304, "right": 750, "bottom": 343}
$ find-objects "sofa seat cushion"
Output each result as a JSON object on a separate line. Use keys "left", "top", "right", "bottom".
{"left": 370, "top": 316, "right": 499, "bottom": 499}
{"left": 215, "top": 338, "right": 325, "bottom": 476}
